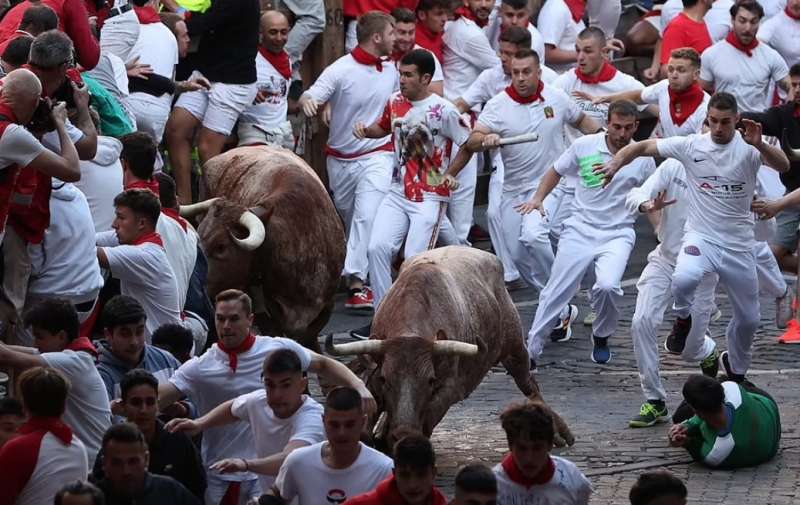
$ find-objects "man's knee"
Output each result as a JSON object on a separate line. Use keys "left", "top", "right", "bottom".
{"left": 671, "top": 269, "right": 702, "bottom": 299}
{"left": 197, "top": 128, "right": 229, "bottom": 161}
{"left": 165, "top": 108, "right": 198, "bottom": 143}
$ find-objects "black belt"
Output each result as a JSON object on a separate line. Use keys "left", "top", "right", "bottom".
{"left": 107, "top": 3, "right": 132, "bottom": 18}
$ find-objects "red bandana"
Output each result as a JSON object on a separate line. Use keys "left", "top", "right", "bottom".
{"left": 134, "top": 5, "right": 161, "bottom": 24}
{"left": 20, "top": 416, "right": 73, "bottom": 444}
{"left": 564, "top": 0, "right": 587, "bottom": 23}
{"left": 162, "top": 207, "right": 188, "bottom": 232}
{"left": 218, "top": 333, "right": 256, "bottom": 372}
{"left": 668, "top": 83, "right": 705, "bottom": 126}
{"left": 506, "top": 81, "right": 545, "bottom": 104}
{"left": 351, "top": 46, "right": 384, "bottom": 71}
{"left": 390, "top": 48, "right": 406, "bottom": 62}
{"left": 501, "top": 453, "right": 556, "bottom": 488}
{"left": 415, "top": 22, "right": 444, "bottom": 62}
{"left": 0, "top": 100, "right": 19, "bottom": 122}
{"left": 725, "top": 30, "right": 759, "bottom": 57}
{"left": 453, "top": 6, "right": 488, "bottom": 28}
{"left": 259, "top": 46, "right": 292, "bottom": 80}
{"left": 132, "top": 231, "right": 164, "bottom": 247}
{"left": 786, "top": 6, "right": 800, "bottom": 21}
{"left": 575, "top": 61, "right": 617, "bottom": 84}
{"left": 65, "top": 336, "right": 98, "bottom": 357}
{"left": 125, "top": 178, "right": 160, "bottom": 195}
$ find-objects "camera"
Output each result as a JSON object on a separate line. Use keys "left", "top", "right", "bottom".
{"left": 28, "top": 97, "right": 55, "bottom": 134}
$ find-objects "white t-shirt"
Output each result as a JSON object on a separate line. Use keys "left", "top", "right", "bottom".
{"left": 96, "top": 231, "right": 182, "bottom": 337}
{"left": 156, "top": 214, "right": 198, "bottom": 310}
{"left": 657, "top": 131, "right": 762, "bottom": 251}
{"left": 660, "top": 0, "right": 733, "bottom": 41}
{"left": 700, "top": 39, "right": 789, "bottom": 113}
{"left": 239, "top": 51, "right": 292, "bottom": 133}
{"left": 554, "top": 132, "right": 655, "bottom": 230}
{"left": 461, "top": 64, "right": 558, "bottom": 109}
{"left": 0, "top": 124, "right": 44, "bottom": 170}
{"left": 130, "top": 21, "right": 178, "bottom": 110}
{"left": 11, "top": 433, "right": 88, "bottom": 505}
{"left": 41, "top": 350, "right": 112, "bottom": 465}
{"left": 494, "top": 456, "right": 592, "bottom": 505}
{"left": 552, "top": 68, "right": 645, "bottom": 143}
{"left": 231, "top": 391, "right": 324, "bottom": 492}
{"left": 74, "top": 136, "right": 123, "bottom": 232}
{"left": 538, "top": 0, "right": 585, "bottom": 72}
{"left": 276, "top": 441, "right": 394, "bottom": 505}
{"left": 443, "top": 16, "right": 501, "bottom": 100}
{"left": 305, "top": 53, "right": 396, "bottom": 158}
{"left": 170, "top": 336, "right": 312, "bottom": 482}
{"left": 478, "top": 84, "right": 583, "bottom": 196}
{"left": 640, "top": 79, "right": 710, "bottom": 138}
{"left": 758, "top": 10, "right": 800, "bottom": 67}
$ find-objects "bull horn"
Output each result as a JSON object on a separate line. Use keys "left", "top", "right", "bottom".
{"left": 179, "top": 197, "right": 220, "bottom": 218}
{"left": 783, "top": 130, "right": 800, "bottom": 161}
{"left": 325, "top": 333, "right": 385, "bottom": 356}
{"left": 432, "top": 340, "right": 479, "bottom": 356}
{"left": 232, "top": 210, "right": 266, "bottom": 251}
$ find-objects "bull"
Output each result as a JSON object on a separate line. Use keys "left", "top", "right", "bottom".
{"left": 325, "top": 246, "right": 573, "bottom": 447}
{"left": 181, "top": 146, "right": 346, "bottom": 351}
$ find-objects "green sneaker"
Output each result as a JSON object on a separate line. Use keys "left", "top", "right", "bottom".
{"left": 583, "top": 310, "right": 596, "bottom": 326}
{"left": 700, "top": 347, "right": 719, "bottom": 378}
{"left": 629, "top": 402, "right": 669, "bottom": 428}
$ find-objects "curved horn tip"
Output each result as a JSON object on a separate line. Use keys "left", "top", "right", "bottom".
{"left": 179, "top": 197, "right": 221, "bottom": 217}
{"left": 432, "top": 340, "right": 479, "bottom": 356}
{"left": 232, "top": 210, "right": 266, "bottom": 251}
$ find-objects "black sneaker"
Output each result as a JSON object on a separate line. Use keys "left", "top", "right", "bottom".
{"left": 349, "top": 322, "right": 372, "bottom": 340}
{"left": 550, "top": 304, "right": 579, "bottom": 342}
{"left": 665, "top": 316, "right": 691, "bottom": 354}
{"left": 591, "top": 336, "right": 611, "bottom": 364}
{"left": 720, "top": 351, "right": 745, "bottom": 383}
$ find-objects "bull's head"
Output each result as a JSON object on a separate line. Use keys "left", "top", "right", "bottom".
{"left": 181, "top": 198, "right": 267, "bottom": 296}
{"left": 326, "top": 332, "right": 478, "bottom": 448}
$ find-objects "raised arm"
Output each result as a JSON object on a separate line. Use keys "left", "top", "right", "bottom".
{"left": 595, "top": 139, "right": 660, "bottom": 186}
{"left": 307, "top": 352, "right": 376, "bottom": 415}
{"left": 165, "top": 399, "right": 238, "bottom": 436}
{"left": 211, "top": 439, "right": 310, "bottom": 477}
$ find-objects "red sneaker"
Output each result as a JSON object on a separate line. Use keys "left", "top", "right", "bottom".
{"left": 345, "top": 288, "right": 374, "bottom": 310}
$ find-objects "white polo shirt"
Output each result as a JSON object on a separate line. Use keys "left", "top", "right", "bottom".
{"left": 657, "top": 131, "right": 762, "bottom": 252}
{"left": 169, "top": 336, "right": 312, "bottom": 482}
{"left": 758, "top": 9, "right": 800, "bottom": 67}
{"left": 230, "top": 390, "right": 324, "bottom": 492}
{"left": 477, "top": 83, "right": 583, "bottom": 196}
{"left": 552, "top": 67, "right": 644, "bottom": 143}
{"left": 640, "top": 79, "right": 710, "bottom": 138}
{"left": 443, "top": 16, "right": 501, "bottom": 100}
{"left": 494, "top": 456, "right": 592, "bottom": 505}
{"left": 239, "top": 50, "right": 292, "bottom": 133}
{"left": 554, "top": 132, "right": 655, "bottom": 230}
{"left": 304, "top": 53, "right": 397, "bottom": 158}
{"left": 538, "top": 0, "right": 585, "bottom": 72}
{"left": 462, "top": 64, "right": 558, "bottom": 109}
{"left": 700, "top": 39, "right": 789, "bottom": 113}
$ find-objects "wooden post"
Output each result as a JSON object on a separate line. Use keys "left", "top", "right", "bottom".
{"left": 299, "top": 0, "right": 345, "bottom": 188}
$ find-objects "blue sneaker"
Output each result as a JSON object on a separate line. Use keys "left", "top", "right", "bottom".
{"left": 591, "top": 336, "right": 611, "bottom": 364}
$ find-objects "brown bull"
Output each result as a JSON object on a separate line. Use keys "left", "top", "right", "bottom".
{"left": 182, "top": 146, "right": 345, "bottom": 350}
{"left": 325, "top": 246, "right": 573, "bottom": 447}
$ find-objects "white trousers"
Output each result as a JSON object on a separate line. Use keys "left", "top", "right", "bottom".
{"left": 527, "top": 223, "right": 635, "bottom": 359}
{"left": 447, "top": 151, "right": 477, "bottom": 244}
{"left": 672, "top": 233, "right": 760, "bottom": 376}
{"left": 205, "top": 474, "right": 259, "bottom": 505}
{"left": 500, "top": 190, "right": 556, "bottom": 291}
{"left": 487, "top": 153, "right": 520, "bottom": 282}
{"left": 327, "top": 152, "right": 393, "bottom": 281}
{"left": 754, "top": 240, "right": 787, "bottom": 298}
{"left": 631, "top": 252, "right": 717, "bottom": 402}
{"left": 368, "top": 191, "right": 456, "bottom": 308}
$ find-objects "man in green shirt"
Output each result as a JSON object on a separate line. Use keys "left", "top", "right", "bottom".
{"left": 668, "top": 375, "right": 781, "bottom": 469}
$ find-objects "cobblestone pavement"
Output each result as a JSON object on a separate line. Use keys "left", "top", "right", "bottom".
{"left": 320, "top": 215, "right": 800, "bottom": 503}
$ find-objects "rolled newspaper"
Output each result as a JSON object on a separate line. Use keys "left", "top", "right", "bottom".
{"left": 498, "top": 132, "right": 540, "bottom": 146}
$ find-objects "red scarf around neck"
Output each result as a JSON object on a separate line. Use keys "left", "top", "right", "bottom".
{"left": 564, "top": 0, "right": 586, "bottom": 23}
{"left": 65, "top": 336, "right": 98, "bottom": 357}
{"left": 125, "top": 178, "right": 160, "bottom": 195}
{"left": 668, "top": 82, "right": 705, "bottom": 126}
{"left": 453, "top": 6, "right": 488, "bottom": 28}
{"left": 415, "top": 22, "right": 444, "bottom": 62}
{"left": 132, "top": 231, "right": 164, "bottom": 247}
{"left": 134, "top": 5, "right": 161, "bottom": 24}
{"left": 162, "top": 207, "right": 188, "bottom": 232}
{"left": 218, "top": 333, "right": 256, "bottom": 372}
{"left": 259, "top": 46, "right": 292, "bottom": 80}
{"left": 20, "top": 416, "right": 73, "bottom": 444}
{"left": 351, "top": 46, "right": 384, "bottom": 72}
{"left": 786, "top": 6, "right": 800, "bottom": 20}
{"left": 506, "top": 80, "right": 545, "bottom": 104}
{"left": 502, "top": 453, "right": 556, "bottom": 488}
{"left": 575, "top": 61, "right": 617, "bottom": 84}
{"left": 725, "top": 30, "right": 758, "bottom": 57}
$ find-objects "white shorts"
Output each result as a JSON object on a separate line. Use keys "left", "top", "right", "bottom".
{"left": 175, "top": 72, "right": 257, "bottom": 135}
{"left": 237, "top": 121, "right": 294, "bottom": 149}
{"left": 126, "top": 92, "right": 171, "bottom": 142}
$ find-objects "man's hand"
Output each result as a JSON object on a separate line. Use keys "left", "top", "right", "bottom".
{"left": 739, "top": 118, "right": 763, "bottom": 147}
{"left": 51, "top": 101, "right": 68, "bottom": 126}
{"left": 593, "top": 158, "right": 622, "bottom": 187}
{"left": 572, "top": 90, "right": 602, "bottom": 104}
{"left": 300, "top": 96, "right": 319, "bottom": 117}
{"left": 322, "top": 103, "right": 332, "bottom": 127}
{"left": 126, "top": 57, "right": 153, "bottom": 79}
{"left": 71, "top": 82, "right": 91, "bottom": 111}
{"left": 179, "top": 76, "right": 212, "bottom": 93}
{"left": 443, "top": 174, "right": 460, "bottom": 190}
{"left": 515, "top": 197, "right": 545, "bottom": 216}
{"left": 210, "top": 458, "right": 248, "bottom": 474}
{"left": 356, "top": 385, "right": 377, "bottom": 418}
{"left": 480, "top": 133, "right": 501, "bottom": 149}
{"left": 605, "top": 38, "right": 625, "bottom": 54}
{"left": 668, "top": 423, "right": 688, "bottom": 447}
{"left": 641, "top": 190, "right": 677, "bottom": 213}
{"left": 642, "top": 66, "right": 659, "bottom": 83}
{"left": 164, "top": 417, "right": 203, "bottom": 437}
{"left": 110, "top": 398, "right": 125, "bottom": 416}
{"left": 752, "top": 198, "right": 783, "bottom": 219}
{"left": 353, "top": 121, "right": 367, "bottom": 139}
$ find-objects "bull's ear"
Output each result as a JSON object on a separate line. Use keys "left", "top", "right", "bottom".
{"left": 435, "top": 329, "right": 448, "bottom": 341}
{"left": 249, "top": 201, "right": 275, "bottom": 224}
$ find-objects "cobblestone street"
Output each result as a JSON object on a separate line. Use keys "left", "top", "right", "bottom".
{"left": 321, "top": 213, "right": 800, "bottom": 503}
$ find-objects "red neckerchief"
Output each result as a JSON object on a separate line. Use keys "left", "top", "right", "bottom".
{"left": 217, "top": 333, "right": 256, "bottom": 372}
{"left": 575, "top": 61, "right": 617, "bottom": 84}
{"left": 125, "top": 178, "right": 160, "bottom": 195}
{"left": 0, "top": 100, "right": 19, "bottom": 123}
{"left": 132, "top": 231, "right": 164, "bottom": 247}
{"left": 786, "top": 6, "right": 800, "bottom": 20}
{"left": 564, "top": 0, "right": 586, "bottom": 23}
{"left": 501, "top": 453, "right": 556, "bottom": 489}
{"left": 351, "top": 46, "right": 384, "bottom": 72}
{"left": 133, "top": 5, "right": 161, "bottom": 24}
{"left": 390, "top": 48, "right": 405, "bottom": 62}
{"left": 65, "top": 336, "right": 98, "bottom": 357}
{"left": 259, "top": 46, "right": 292, "bottom": 80}
{"left": 373, "top": 475, "right": 448, "bottom": 505}
{"left": 20, "top": 416, "right": 73, "bottom": 444}
{"left": 725, "top": 30, "right": 759, "bottom": 57}
{"left": 506, "top": 81, "right": 545, "bottom": 104}
{"left": 162, "top": 207, "right": 188, "bottom": 232}
{"left": 668, "top": 82, "right": 705, "bottom": 126}
{"left": 453, "top": 6, "right": 488, "bottom": 28}
{"left": 415, "top": 22, "right": 444, "bottom": 62}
